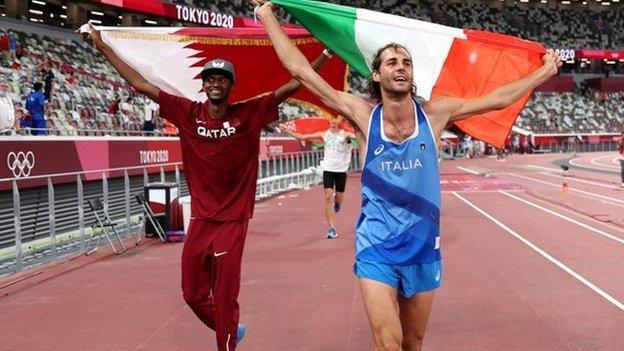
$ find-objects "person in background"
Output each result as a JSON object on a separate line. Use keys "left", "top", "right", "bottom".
{"left": 0, "top": 79, "right": 15, "bottom": 135}
{"left": 0, "top": 29, "right": 9, "bottom": 64}
{"left": 618, "top": 131, "right": 624, "bottom": 188}
{"left": 38, "top": 61, "right": 55, "bottom": 101}
{"left": 287, "top": 116, "right": 356, "bottom": 238}
{"left": 7, "top": 29, "right": 17, "bottom": 61}
{"left": 17, "top": 109, "right": 31, "bottom": 135}
{"left": 142, "top": 99, "right": 159, "bottom": 135}
{"left": 25, "top": 82, "right": 46, "bottom": 135}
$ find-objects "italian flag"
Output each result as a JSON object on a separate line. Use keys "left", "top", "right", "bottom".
{"left": 273, "top": 0, "right": 546, "bottom": 148}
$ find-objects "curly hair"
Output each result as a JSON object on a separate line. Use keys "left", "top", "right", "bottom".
{"left": 366, "top": 43, "right": 416, "bottom": 101}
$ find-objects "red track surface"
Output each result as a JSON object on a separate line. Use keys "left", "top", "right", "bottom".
{"left": 1, "top": 152, "right": 623, "bottom": 350}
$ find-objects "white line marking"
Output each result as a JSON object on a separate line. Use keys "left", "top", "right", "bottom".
{"left": 520, "top": 192, "right": 624, "bottom": 235}
{"left": 591, "top": 156, "right": 618, "bottom": 169}
{"left": 456, "top": 166, "right": 479, "bottom": 175}
{"left": 539, "top": 172, "right": 620, "bottom": 190}
{"left": 346, "top": 279, "right": 359, "bottom": 351}
{"left": 452, "top": 192, "right": 624, "bottom": 311}
{"left": 133, "top": 305, "right": 190, "bottom": 351}
{"left": 499, "top": 190, "right": 624, "bottom": 245}
{"left": 526, "top": 164, "right": 561, "bottom": 173}
{"left": 442, "top": 189, "right": 523, "bottom": 194}
{"left": 508, "top": 173, "right": 624, "bottom": 205}
{"left": 569, "top": 158, "right": 618, "bottom": 173}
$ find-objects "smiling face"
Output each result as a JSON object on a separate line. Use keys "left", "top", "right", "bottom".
{"left": 203, "top": 73, "right": 234, "bottom": 104}
{"left": 372, "top": 46, "right": 413, "bottom": 99}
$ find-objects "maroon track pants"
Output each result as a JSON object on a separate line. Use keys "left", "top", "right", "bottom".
{"left": 181, "top": 219, "right": 248, "bottom": 351}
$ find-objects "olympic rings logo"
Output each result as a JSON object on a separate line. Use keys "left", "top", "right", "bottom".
{"left": 7, "top": 151, "right": 36, "bottom": 178}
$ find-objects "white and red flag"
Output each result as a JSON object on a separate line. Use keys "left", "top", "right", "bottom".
{"left": 87, "top": 24, "right": 348, "bottom": 117}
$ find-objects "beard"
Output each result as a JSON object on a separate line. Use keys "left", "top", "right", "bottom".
{"left": 383, "top": 83, "right": 413, "bottom": 97}
{"left": 208, "top": 96, "right": 227, "bottom": 105}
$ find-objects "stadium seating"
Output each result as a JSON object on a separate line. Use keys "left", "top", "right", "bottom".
{"left": 4, "top": 29, "right": 157, "bottom": 136}
{"left": 517, "top": 91, "right": 624, "bottom": 134}
{"left": 3, "top": 1, "right": 623, "bottom": 137}
{"left": 171, "top": 0, "right": 623, "bottom": 50}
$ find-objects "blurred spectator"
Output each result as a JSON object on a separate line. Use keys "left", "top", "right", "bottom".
{"left": 142, "top": 99, "right": 158, "bottom": 134}
{"left": 7, "top": 29, "right": 17, "bottom": 61}
{"left": 512, "top": 134, "right": 520, "bottom": 154}
{"left": 119, "top": 97, "right": 136, "bottom": 119}
{"left": 108, "top": 96, "right": 120, "bottom": 114}
{"left": 84, "top": 120, "right": 95, "bottom": 136}
{"left": 163, "top": 119, "right": 179, "bottom": 137}
{"left": 618, "top": 131, "right": 623, "bottom": 187}
{"left": 462, "top": 135, "right": 473, "bottom": 158}
{"left": 66, "top": 71, "right": 78, "bottom": 85}
{"left": 0, "top": 28, "right": 9, "bottom": 64}
{"left": 47, "top": 118, "right": 58, "bottom": 136}
{"left": 17, "top": 109, "right": 31, "bottom": 135}
{"left": 0, "top": 80, "right": 15, "bottom": 135}
{"left": 97, "top": 120, "right": 109, "bottom": 136}
{"left": 67, "top": 119, "right": 78, "bottom": 136}
{"left": 41, "top": 62, "right": 56, "bottom": 101}
{"left": 25, "top": 82, "right": 47, "bottom": 135}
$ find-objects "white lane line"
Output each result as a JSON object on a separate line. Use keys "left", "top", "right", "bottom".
{"left": 538, "top": 172, "right": 620, "bottom": 190}
{"left": 520, "top": 191, "right": 624, "bottom": 235}
{"left": 508, "top": 173, "right": 624, "bottom": 205}
{"left": 526, "top": 164, "right": 562, "bottom": 173}
{"left": 456, "top": 166, "right": 480, "bottom": 175}
{"left": 591, "top": 156, "right": 619, "bottom": 169}
{"left": 452, "top": 192, "right": 624, "bottom": 312}
{"left": 346, "top": 278, "right": 359, "bottom": 351}
{"left": 612, "top": 157, "right": 622, "bottom": 165}
{"left": 442, "top": 189, "right": 523, "bottom": 194}
{"left": 569, "top": 158, "right": 618, "bottom": 173}
{"left": 499, "top": 190, "right": 624, "bottom": 245}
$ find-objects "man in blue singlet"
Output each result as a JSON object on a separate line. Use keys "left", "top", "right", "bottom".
{"left": 254, "top": 1, "right": 561, "bottom": 349}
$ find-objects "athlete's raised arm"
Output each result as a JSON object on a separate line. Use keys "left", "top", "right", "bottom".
{"left": 274, "top": 51, "right": 332, "bottom": 104}
{"left": 252, "top": 0, "right": 372, "bottom": 134}
{"left": 78, "top": 22, "right": 160, "bottom": 102}
{"left": 424, "top": 50, "right": 561, "bottom": 129}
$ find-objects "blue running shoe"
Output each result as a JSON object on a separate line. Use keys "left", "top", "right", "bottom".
{"left": 237, "top": 324, "right": 246, "bottom": 343}
{"left": 325, "top": 228, "right": 338, "bottom": 239}
{"left": 333, "top": 202, "right": 341, "bottom": 213}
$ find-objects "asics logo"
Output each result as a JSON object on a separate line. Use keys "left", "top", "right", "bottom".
{"left": 7, "top": 151, "right": 35, "bottom": 178}
{"left": 374, "top": 145, "right": 384, "bottom": 155}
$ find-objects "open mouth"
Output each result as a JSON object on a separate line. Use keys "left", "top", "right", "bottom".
{"left": 393, "top": 75, "right": 408, "bottom": 83}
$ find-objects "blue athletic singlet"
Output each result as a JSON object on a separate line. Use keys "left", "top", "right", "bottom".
{"left": 355, "top": 99, "right": 441, "bottom": 266}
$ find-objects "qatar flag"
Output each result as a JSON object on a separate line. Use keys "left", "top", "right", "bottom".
{"left": 89, "top": 24, "right": 348, "bottom": 119}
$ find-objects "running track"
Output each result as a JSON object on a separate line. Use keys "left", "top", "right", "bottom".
{"left": 0, "top": 152, "right": 622, "bottom": 350}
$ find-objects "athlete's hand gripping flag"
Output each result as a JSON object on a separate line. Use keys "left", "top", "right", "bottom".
{"left": 78, "top": 21, "right": 348, "bottom": 118}
{"left": 269, "top": 0, "right": 555, "bottom": 148}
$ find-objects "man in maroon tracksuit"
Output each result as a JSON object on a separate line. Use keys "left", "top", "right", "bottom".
{"left": 83, "top": 23, "right": 330, "bottom": 350}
